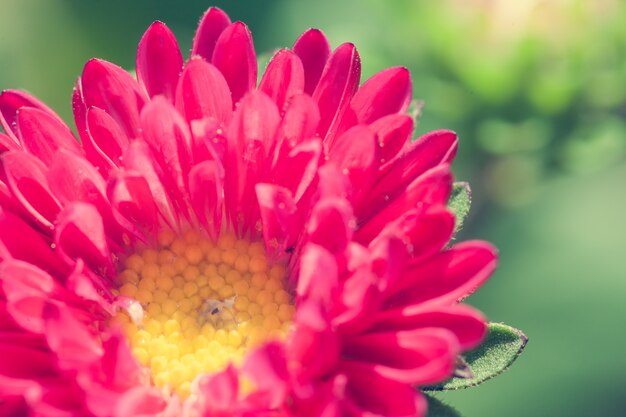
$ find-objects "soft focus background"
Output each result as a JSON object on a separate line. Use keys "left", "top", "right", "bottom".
{"left": 1, "top": 0, "right": 625, "bottom": 416}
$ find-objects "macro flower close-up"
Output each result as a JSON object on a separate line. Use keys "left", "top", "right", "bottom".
{"left": 0, "top": 6, "right": 517, "bottom": 417}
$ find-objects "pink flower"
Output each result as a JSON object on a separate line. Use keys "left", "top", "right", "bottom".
{"left": 0, "top": 7, "right": 497, "bottom": 417}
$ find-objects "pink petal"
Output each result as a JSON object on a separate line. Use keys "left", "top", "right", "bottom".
{"left": 357, "top": 165, "right": 452, "bottom": 242}
{"left": 0, "top": 211, "right": 69, "bottom": 277}
{"left": 296, "top": 243, "right": 338, "bottom": 304}
{"left": 243, "top": 342, "right": 289, "bottom": 409}
{"left": 367, "top": 130, "right": 457, "bottom": 211}
{"left": 122, "top": 142, "right": 177, "bottom": 228}
{"left": 140, "top": 97, "right": 193, "bottom": 217}
{"left": 307, "top": 197, "right": 354, "bottom": 254}
{"left": 327, "top": 125, "right": 378, "bottom": 204}
{"left": 81, "top": 59, "right": 148, "bottom": 138}
{"left": 191, "top": 7, "right": 231, "bottom": 62}
{"left": 196, "top": 365, "right": 239, "bottom": 410}
{"left": 343, "top": 328, "right": 459, "bottom": 385}
{"left": 107, "top": 173, "right": 159, "bottom": 239}
{"left": 293, "top": 29, "right": 331, "bottom": 95}
{"left": 359, "top": 207, "right": 454, "bottom": 261}
{"left": 2, "top": 151, "right": 61, "bottom": 231}
{"left": 0, "top": 90, "right": 67, "bottom": 141}
{"left": 289, "top": 300, "right": 340, "bottom": 379}
{"left": 385, "top": 241, "right": 498, "bottom": 308}
{"left": 272, "top": 94, "right": 320, "bottom": 159}
{"left": 373, "top": 305, "right": 487, "bottom": 351}
{"left": 255, "top": 183, "right": 299, "bottom": 258}
{"left": 175, "top": 58, "right": 232, "bottom": 125}
{"left": 350, "top": 67, "right": 412, "bottom": 124}
{"left": 272, "top": 138, "right": 322, "bottom": 204}
{"left": 85, "top": 106, "right": 129, "bottom": 174}
{"left": 225, "top": 92, "right": 279, "bottom": 230}
{"left": 137, "top": 21, "right": 183, "bottom": 100}
{"left": 312, "top": 43, "right": 361, "bottom": 142}
{"left": 0, "top": 132, "right": 19, "bottom": 153}
{"left": 212, "top": 22, "right": 257, "bottom": 104}
{"left": 114, "top": 386, "right": 172, "bottom": 417}
{"left": 54, "top": 202, "right": 113, "bottom": 275}
{"left": 16, "top": 107, "right": 82, "bottom": 165}
{"left": 333, "top": 267, "right": 381, "bottom": 334}
{"left": 188, "top": 160, "right": 223, "bottom": 237}
{"left": 0, "top": 341, "right": 57, "bottom": 378}
{"left": 259, "top": 49, "right": 305, "bottom": 113}
{"left": 343, "top": 367, "right": 427, "bottom": 417}
{"left": 370, "top": 114, "right": 413, "bottom": 166}
{"left": 43, "top": 302, "right": 103, "bottom": 370}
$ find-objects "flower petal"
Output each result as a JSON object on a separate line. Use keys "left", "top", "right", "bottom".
{"left": 81, "top": 59, "right": 148, "bottom": 138}
{"left": 370, "top": 114, "right": 413, "bottom": 166}
{"left": 175, "top": 58, "right": 232, "bottom": 125}
{"left": 259, "top": 49, "right": 305, "bottom": 113}
{"left": 385, "top": 241, "right": 498, "bottom": 308}
{"left": 2, "top": 151, "right": 61, "bottom": 231}
{"left": 0, "top": 90, "right": 66, "bottom": 142}
{"left": 188, "top": 161, "right": 223, "bottom": 237}
{"left": 293, "top": 29, "right": 331, "bottom": 95}
{"left": 192, "top": 7, "right": 231, "bottom": 62}
{"left": 137, "top": 21, "right": 183, "bottom": 100}
{"left": 312, "top": 43, "right": 361, "bottom": 143}
{"left": 343, "top": 328, "right": 459, "bottom": 385}
{"left": 307, "top": 197, "right": 354, "bottom": 254}
{"left": 255, "top": 183, "right": 299, "bottom": 258}
{"left": 350, "top": 67, "right": 412, "bottom": 124}
{"left": 85, "top": 106, "right": 129, "bottom": 174}
{"left": 212, "top": 22, "right": 257, "bottom": 104}
{"left": 16, "top": 107, "right": 81, "bottom": 165}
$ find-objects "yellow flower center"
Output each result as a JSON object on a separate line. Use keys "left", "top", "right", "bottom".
{"left": 111, "top": 230, "right": 294, "bottom": 397}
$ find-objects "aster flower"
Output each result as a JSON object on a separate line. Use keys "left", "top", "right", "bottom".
{"left": 0, "top": 7, "right": 500, "bottom": 417}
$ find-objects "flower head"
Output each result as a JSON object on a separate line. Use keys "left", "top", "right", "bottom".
{"left": 0, "top": 7, "right": 497, "bottom": 417}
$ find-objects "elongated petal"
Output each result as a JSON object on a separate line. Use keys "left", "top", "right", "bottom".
{"left": 192, "top": 7, "right": 231, "bottom": 62}
{"left": 357, "top": 165, "right": 452, "bottom": 241}
{"left": 175, "top": 58, "right": 232, "bottom": 124}
{"left": 189, "top": 161, "right": 223, "bottom": 237}
{"left": 0, "top": 133, "right": 19, "bottom": 153}
{"left": 343, "top": 328, "right": 459, "bottom": 385}
{"left": 16, "top": 107, "right": 81, "bottom": 165}
{"left": 293, "top": 29, "right": 331, "bottom": 95}
{"left": 85, "top": 106, "right": 129, "bottom": 172}
{"left": 256, "top": 183, "right": 299, "bottom": 257}
{"left": 350, "top": 67, "right": 412, "bottom": 123}
{"left": 55, "top": 202, "right": 113, "bottom": 275}
{"left": 212, "top": 22, "right": 257, "bottom": 104}
{"left": 386, "top": 241, "right": 498, "bottom": 308}
{"left": 0, "top": 90, "right": 66, "bottom": 141}
{"left": 307, "top": 198, "right": 354, "bottom": 254}
{"left": 273, "top": 138, "right": 322, "bottom": 203}
{"left": 107, "top": 173, "right": 159, "bottom": 238}
{"left": 81, "top": 59, "right": 148, "bottom": 138}
{"left": 297, "top": 243, "right": 338, "bottom": 304}
{"left": 372, "top": 130, "right": 457, "bottom": 204}
{"left": 313, "top": 43, "right": 361, "bottom": 142}
{"left": 137, "top": 21, "right": 183, "bottom": 100}
{"left": 2, "top": 151, "right": 61, "bottom": 230}
{"left": 373, "top": 305, "right": 487, "bottom": 351}
{"left": 370, "top": 114, "right": 413, "bottom": 165}
{"left": 259, "top": 49, "right": 305, "bottom": 113}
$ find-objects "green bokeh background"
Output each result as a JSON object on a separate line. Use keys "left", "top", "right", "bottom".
{"left": 1, "top": 1, "right": 625, "bottom": 416}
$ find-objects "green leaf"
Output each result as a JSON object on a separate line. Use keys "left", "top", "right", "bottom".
{"left": 448, "top": 182, "right": 472, "bottom": 233}
{"left": 425, "top": 395, "right": 463, "bottom": 417}
{"left": 424, "top": 322, "right": 528, "bottom": 391}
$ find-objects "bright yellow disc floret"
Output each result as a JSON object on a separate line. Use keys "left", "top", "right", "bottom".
{"left": 112, "top": 231, "right": 294, "bottom": 398}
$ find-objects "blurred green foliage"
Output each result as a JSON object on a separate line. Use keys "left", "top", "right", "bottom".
{"left": 1, "top": 1, "right": 625, "bottom": 416}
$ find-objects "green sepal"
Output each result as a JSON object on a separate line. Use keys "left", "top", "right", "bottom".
{"left": 425, "top": 395, "right": 463, "bottom": 417}
{"left": 423, "top": 322, "right": 528, "bottom": 391}
{"left": 448, "top": 182, "right": 472, "bottom": 233}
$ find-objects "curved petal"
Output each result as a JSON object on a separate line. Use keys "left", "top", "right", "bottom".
{"left": 385, "top": 241, "right": 498, "bottom": 308}
{"left": 370, "top": 114, "right": 413, "bottom": 166}
{"left": 259, "top": 49, "right": 305, "bottom": 113}
{"left": 293, "top": 29, "right": 331, "bottom": 95}
{"left": 342, "top": 328, "right": 459, "bottom": 385}
{"left": 85, "top": 106, "right": 129, "bottom": 173}
{"left": 175, "top": 58, "right": 232, "bottom": 125}
{"left": 81, "top": 59, "right": 148, "bottom": 138}
{"left": 188, "top": 160, "right": 223, "bottom": 238}
{"left": 350, "top": 67, "right": 412, "bottom": 124}
{"left": 137, "top": 21, "right": 183, "bottom": 100}
{"left": 312, "top": 43, "right": 361, "bottom": 143}
{"left": 256, "top": 183, "right": 299, "bottom": 258}
{"left": 2, "top": 151, "right": 61, "bottom": 231}
{"left": 212, "top": 21, "right": 257, "bottom": 104}
{"left": 307, "top": 197, "right": 354, "bottom": 254}
{"left": 0, "top": 90, "right": 66, "bottom": 141}
{"left": 191, "top": 7, "right": 231, "bottom": 62}
{"left": 16, "top": 107, "right": 81, "bottom": 165}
